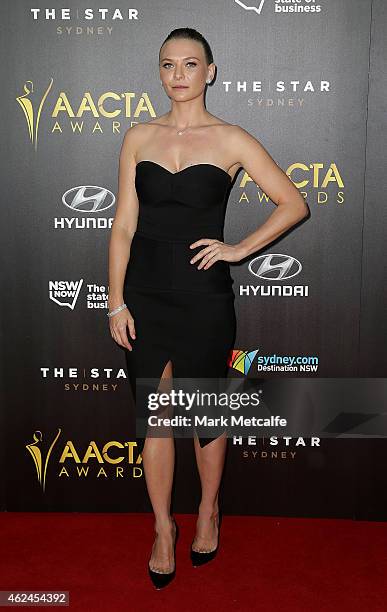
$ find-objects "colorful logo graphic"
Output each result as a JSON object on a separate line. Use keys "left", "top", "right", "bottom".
{"left": 228, "top": 349, "right": 259, "bottom": 375}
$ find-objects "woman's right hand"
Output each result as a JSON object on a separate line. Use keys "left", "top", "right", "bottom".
{"left": 109, "top": 307, "right": 136, "bottom": 351}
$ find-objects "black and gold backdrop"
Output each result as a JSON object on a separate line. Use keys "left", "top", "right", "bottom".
{"left": 2, "top": 0, "right": 387, "bottom": 518}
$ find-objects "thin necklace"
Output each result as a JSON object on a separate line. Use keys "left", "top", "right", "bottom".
{"left": 176, "top": 127, "right": 191, "bottom": 136}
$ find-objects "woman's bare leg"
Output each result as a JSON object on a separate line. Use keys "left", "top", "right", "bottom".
{"left": 142, "top": 360, "right": 176, "bottom": 572}
{"left": 192, "top": 431, "right": 227, "bottom": 551}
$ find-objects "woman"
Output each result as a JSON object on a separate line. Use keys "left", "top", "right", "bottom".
{"left": 108, "top": 27, "right": 308, "bottom": 589}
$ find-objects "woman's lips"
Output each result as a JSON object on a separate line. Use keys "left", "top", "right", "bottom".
{"left": 173, "top": 86, "right": 188, "bottom": 88}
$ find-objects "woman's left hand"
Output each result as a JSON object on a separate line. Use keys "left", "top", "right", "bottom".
{"left": 189, "top": 238, "right": 246, "bottom": 270}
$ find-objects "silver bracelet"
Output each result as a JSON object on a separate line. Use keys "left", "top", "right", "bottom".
{"left": 107, "top": 303, "right": 127, "bottom": 318}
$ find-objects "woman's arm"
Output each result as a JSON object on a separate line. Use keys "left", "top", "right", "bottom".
{"left": 108, "top": 127, "right": 139, "bottom": 311}
{"left": 231, "top": 126, "right": 309, "bottom": 259}
{"left": 190, "top": 126, "right": 309, "bottom": 270}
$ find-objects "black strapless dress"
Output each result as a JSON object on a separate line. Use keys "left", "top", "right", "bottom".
{"left": 123, "top": 160, "right": 237, "bottom": 453}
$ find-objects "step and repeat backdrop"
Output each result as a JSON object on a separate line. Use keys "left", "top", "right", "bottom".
{"left": 2, "top": 0, "right": 386, "bottom": 518}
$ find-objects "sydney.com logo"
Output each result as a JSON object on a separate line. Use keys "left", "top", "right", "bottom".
{"left": 228, "top": 347, "right": 319, "bottom": 374}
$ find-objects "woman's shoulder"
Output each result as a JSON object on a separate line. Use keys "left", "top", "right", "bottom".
{"left": 209, "top": 118, "right": 252, "bottom": 140}
{"left": 123, "top": 118, "right": 161, "bottom": 137}
{"left": 216, "top": 120, "right": 252, "bottom": 135}
{"left": 218, "top": 122, "right": 262, "bottom": 147}
{"left": 120, "top": 119, "right": 163, "bottom": 152}
{"left": 132, "top": 114, "right": 171, "bottom": 130}
{"left": 204, "top": 114, "right": 238, "bottom": 130}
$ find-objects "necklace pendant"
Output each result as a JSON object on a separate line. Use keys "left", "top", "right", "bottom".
{"left": 177, "top": 130, "right": 183, "bottom": 136}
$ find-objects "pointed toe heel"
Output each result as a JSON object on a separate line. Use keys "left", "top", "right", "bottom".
{"left": 190, "top": 510, "right": 222, "bottom": 568}
{"left": 190, "top": 546, "right": 218, "bottom": 567}
{"left": 148, "top": 565, "right": 176, "bottom": 590}
{"left": 148, "top": 519, "right": 179, "bottom": 589}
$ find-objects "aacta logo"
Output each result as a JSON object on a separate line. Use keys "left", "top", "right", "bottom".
{"left": 26, "top": 429, "right": 143, "bottom": 492}
{"left": 16, "top": 79, "right": 54, "bottom": 151}
{"left": 16, "top": 78, "right": 156, "bottom": 150}
{"left": 228, "top": 349, "right": 259, "bottom": 375}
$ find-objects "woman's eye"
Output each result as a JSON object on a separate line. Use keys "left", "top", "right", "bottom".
{"left": 161, "top": 62, "right": 197, "bottom": 68}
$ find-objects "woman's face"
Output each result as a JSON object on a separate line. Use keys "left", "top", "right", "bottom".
{"left": 159, "top": 38, "right": 214, "bottom": 100}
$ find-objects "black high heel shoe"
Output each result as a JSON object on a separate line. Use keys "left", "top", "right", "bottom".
{"left": 190, "top": 510, "right": 222, "bottom": 567}
{"left": 148, "top": 517, "right": 179, "bottom": 590}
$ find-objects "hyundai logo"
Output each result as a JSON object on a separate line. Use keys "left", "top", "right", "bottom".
{"left": 248, "top": 254, "right": 302, "bottom": 280}
{"left": 62, "top": 186, "right": 115, "bottom": 213}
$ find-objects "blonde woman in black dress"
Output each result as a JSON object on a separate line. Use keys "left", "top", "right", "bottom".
{"left": 108, "top": 27, "right": 308, "bottom": 589}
